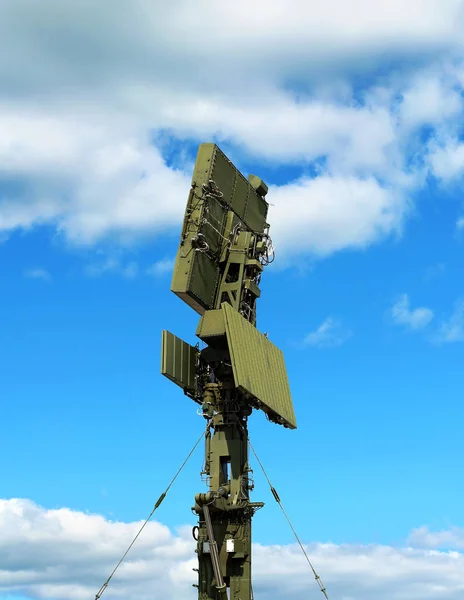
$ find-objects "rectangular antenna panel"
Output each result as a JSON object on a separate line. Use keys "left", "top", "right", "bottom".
{"left": 171, "top": 143, "right": 269, "bottom": 315}
{"left": 222, "top": 303, "right": 297, "bottom": 429}
{"left": 161, "top": 330, "right": 198, "bottom": 394}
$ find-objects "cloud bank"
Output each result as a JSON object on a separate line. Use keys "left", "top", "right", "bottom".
{"left": 0, "top": 0, "right": 463, "bottom": 258}
{"left": 1, "top": 498, "right": 463, "bottom": 600}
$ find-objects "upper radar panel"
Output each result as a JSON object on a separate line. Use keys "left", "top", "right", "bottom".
{"left": 171, "top": 143, "right": 269, "bottom": 315}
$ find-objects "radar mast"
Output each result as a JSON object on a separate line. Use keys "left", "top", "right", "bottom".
{"left": 162, "top": 143, "right": 296, "bottom": 599}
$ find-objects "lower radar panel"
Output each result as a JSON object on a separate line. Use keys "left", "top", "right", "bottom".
{"left": 224, "top": 303, "right": 296, "bottom": 429}
{"left": 161, "top": 330, "right": 198, "bottom": 395}
{"left": 162, "top": 304, "right": 297, "bottom": 429}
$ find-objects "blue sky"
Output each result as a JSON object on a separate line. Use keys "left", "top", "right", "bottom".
{"left": 1, "top": 1, "right": 464, "bottom": 599}
{"left": 2, "top": 172, "right": 464, "bottom": 548}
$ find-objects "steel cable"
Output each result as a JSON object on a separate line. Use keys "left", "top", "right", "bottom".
{"left": 94, "top": 427, "right": 207, "bottom": 599}
{"left": 248, "top": 438, "right": 329, "bottom": 599}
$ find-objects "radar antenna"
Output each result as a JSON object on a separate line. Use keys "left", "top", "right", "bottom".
{"left": 161, "top": 143, "right": 323, "bottom": 599}
{"left": 93, "top": 143, "right": 327, "bottom": 600}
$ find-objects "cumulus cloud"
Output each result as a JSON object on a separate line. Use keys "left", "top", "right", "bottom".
{"left": 0, "top": 100, "right": 413, "bottom": 256}
{"left": 1, "top": 499, "right": 464, "bottom": 600}
{"left": 391, "top": 294, "right": 434, "bottom": 330}
{"left": 304, "top": 317, "right": 351, "bottom": 347}
{"left": 0, "top": 498, "right": 194, "bottom": 600}
{"left": 436, "top": 299, "right": 464, "bottom": 342}
{"left": 0, "top": 110, "right": 190, "bottom": 245}
{"left": 409, "top": 526, "right": 464, "bottom": 550}
{"left": 0, "top": 0, "right": 463, "bottom": 257}
{"left": 400, "top": 72, "right": 463, "bottom": 129}
{"left": 270, "top": 175, "right": 408, "bottom": 255}
{"left": 427, "top": 139, "right": 464, "bottom": 181}
{"left": 1, "top": 0, "right": 463, "bottom": 99}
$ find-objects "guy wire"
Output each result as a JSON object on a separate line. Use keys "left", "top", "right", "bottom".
{"left": 94, "top": 425, "right": 208, "bottom": 599}
{"left": 248, "top": 437, "right": 329, "bottom": 599}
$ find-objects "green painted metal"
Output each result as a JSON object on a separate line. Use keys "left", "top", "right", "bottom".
{"left": 160, "top": 330, "right": 198, "bottom": 395}
{"left": 192, "top": 384, "right": 258, "bottom": 600}
{"left": 171, "top": 143, "right": 269, "bottom": 315}
{"left": 196, "top": 310, "right": 226, "bottom": 341}
{"left": 222, "top": 303, "right": 297, "bottom": 430}
{"left": 162, "top": 142, "right": 296, "bottom": 600}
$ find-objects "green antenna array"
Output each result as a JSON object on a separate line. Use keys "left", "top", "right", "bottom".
{"left": 162, "top": 143, "right": 297, "bottom": 600}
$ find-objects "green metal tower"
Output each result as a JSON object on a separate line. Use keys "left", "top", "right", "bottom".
{"left": 161, "top": 143, "right": 297, "bottom": 600}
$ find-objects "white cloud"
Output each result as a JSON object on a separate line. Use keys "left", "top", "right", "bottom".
{"left": 0, "top": 101, "right": 413, "bottom": 256}
{"left": 0, "top": 1, "right": 463, "bottom": 257}
{"left": 391, "top": 294, "right": 434, "bottom": 330}
{"left": 400, "top": 73, "right": 463, "bottom": 128}
{"left": 146, "top": 258, "right": 175, "bottom": 277}
{"left": 1, "top": 499, "right": 464, "bottom": 600}
{"left": 427, "top": 139, "right": 464, "bottom": 181}
{"left": 0, "top": 498, "right": 193, "bottom": 600}
{"left": 85, "top": 255, "right": 175, "bottom": 279}
{"left": 15, "top": 2, "right": 462, "bottom": 112}
{"left": 1, "top": 0, "right": 462, "bottom": 96}
{"left": 436, "top": 299, "right": 464, "bottom": 342}
{"left": 304, "top": 317, "right": 351, "bottom": 348}
{"left": 0, "top": 110, "right": 190, "bottom": 246}
{"left": 270, "top": 175, "right": 407, "bottom": 256}
{"left": 24, "top": 268, "right": 52, "bottom": 282}
{"left": 409, "top": 526, "right": 464, "bottom": 550}
{"left": 85, "top": 257, "right": 139, "bottom": 279}
{"left": 457, "top": 217, "right": 464, "bottom": 229}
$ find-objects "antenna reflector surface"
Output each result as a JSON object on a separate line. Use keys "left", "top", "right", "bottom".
{"left": 222, "top": 303, "right": 297, "bottom": 429}
{"left": 171, "top": 143, "right": 269, "bottom": 315}
{"left": 161, "top": 330, "right": 198, "bottom": 394}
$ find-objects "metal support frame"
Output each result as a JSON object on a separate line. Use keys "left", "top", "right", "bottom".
{"left": 165, "top": 145, "right": 292, "bottom": 599}
{"left": 95, "top": 145, "right": 325, "bottom": 600}
{"left": 192, "top": 385, "right": 262, "bottom": 600}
